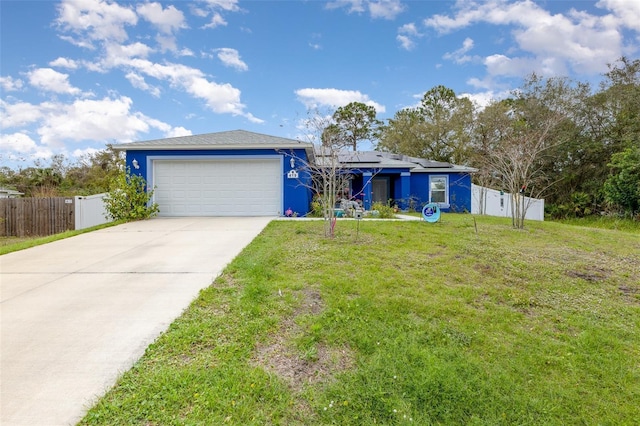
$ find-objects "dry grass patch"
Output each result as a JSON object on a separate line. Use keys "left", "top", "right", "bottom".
{"left": 253, "top": 288, "right": 354, "bottom": 392}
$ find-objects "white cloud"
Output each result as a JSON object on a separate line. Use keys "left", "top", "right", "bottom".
{"left": 396, "top": 35, "right": 413, "bottom": 51}
{"left": 165, "top": 126, "right": 192, "bottom": 138}
{"left": 100, "top": 56, "right": 257, "bottom": 120}
{"left": 1, "top": 100, "right": 43, "bottom": 128}
{"left": 0, "top": 76, "right": 23, "bottom": 91}
{"left": 597, "top": 0, "right": 640, "bottom": 32}
{"left": 136, "top": 2, "right": 186, "bottom": 34}
{"left": 295, "top": 88, "right": 386, "bottom": 113}
{"left": 215, "top": 48, "right": 248, "bottom": 71}
{"left": 95, "top": 42, "right": 153, "bottom": 70}
{"left": 49, "top": 57, "right": 79, "bottom": 69}
{"left": 369, "top": 0, "right": 405, "bottom": 20}
{"left": 202, "top": 0, "right": 241, "bottom": 12}
{"left": 199, "top": 0, "right": 241, "bottom": 29}
{"left": 72, "top": 146, "right": 102, "bottom": 160}
{"left": 425, "top": 0, "right": 630, "bottom": 77}
{"left": 50, "top": 0, "right": 259, "bottom": 129}
{"left": 326, "top": 0, "right": 366, "bottom": 14}
{"left": 0, "top": 132, "right": 54, "bottom": 163}
{"left": 397, "top": 23, "right": 422, "bottom": 50}
{"left": 443, "top": 37, "right": 476, "bottom": 64}
{"left": 37, "top": 96, "right": 150, "bottom": 146}
{"left": 137, "top": 2, "right": 187, "bottom": 53}
{"left": 125, "top": 72, "right": 161, "bottom": 97}
{"left": 56, "top": 0, "right": 137, "bottom": 45}
{"left": 459, "top": 90, "right": 511, "bottom": 109}
{"left": 203, "top": 12, "right": 227, "bottom": 29}
{"left": 156, "top": 34, "right": 178, "bottom": 52}
{"left": 0, "top": 132, "right": 39, "bottom": 153}
{"left": 326, "top": 0, "right": 404, "bottom": 19}
{"left": 1, "top": 96, "right": 192, "bottom": 163}
{"left": 484, "top": 54, "right": 543, "bottom": 78}
{"left": 27, "top": 68, "right": 81, "bottom": 95}
{"left": 178, "top": 48, "right": 195, "bottom": 57}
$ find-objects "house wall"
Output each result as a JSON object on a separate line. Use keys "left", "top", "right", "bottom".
{"left": 349, "top": 170, "right": 472, "bottom": 212}
{"left": 409, "top": 173, "right": 473, "bottom": 212}
{"left": 125, "top": 148, "right": 312, "bottom": 216}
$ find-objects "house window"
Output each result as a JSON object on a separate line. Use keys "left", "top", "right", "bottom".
{"left": 429, "top": 175, "right": 449, "bottom": 206}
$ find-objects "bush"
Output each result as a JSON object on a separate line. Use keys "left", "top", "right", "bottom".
{"left": 371, "top": 202, "right": 395, "bottom": 219}
{"left": 604, "top": 147, "right": 640, "bottom": 216}
{"left": 104, "top": 170, "right": 159, "bottom": 221}
{"left": 309, "top": 196, "right": 324, "bottom": 217}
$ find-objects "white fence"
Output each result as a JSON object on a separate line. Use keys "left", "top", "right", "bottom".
{"left": 471, "top": 184, "right": 545, "bottom": 221}
{"left": 75, "top": 193, "right": 111, "bottom": 230}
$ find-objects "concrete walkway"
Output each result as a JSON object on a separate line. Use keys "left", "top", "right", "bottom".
{"left": 0, "top": 217, "right": 272, "bottom": 426}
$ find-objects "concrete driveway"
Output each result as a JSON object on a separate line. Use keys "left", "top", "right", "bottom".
{"left": 0, "top": 217, "right": 272, "bottom": 426}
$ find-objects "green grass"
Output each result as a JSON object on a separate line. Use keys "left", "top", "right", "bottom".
{"left": 551, "top": 215, "right": 640, "bottom": 232}
{"left": 79, "top": 214, "right": 640, "bottom": 425}
{"left": 0, "top": 221, "right": 123, "bottom": 255}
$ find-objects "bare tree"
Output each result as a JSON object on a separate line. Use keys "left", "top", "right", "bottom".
{"left": 286, "top": 109, "right": 378, "bottom": 237}
{"left": 475, "top": 76, "right": 575, "bottom": 228}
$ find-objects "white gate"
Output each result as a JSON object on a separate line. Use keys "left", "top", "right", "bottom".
{"left": 75, "top": 193, "right": 110, "bottom": 230}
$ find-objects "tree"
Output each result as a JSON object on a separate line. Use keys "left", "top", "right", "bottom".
{"left": 603, "top": 147, "right": 640, "bottom": 216}
{"left": 474, "top": 76, "right": 576, "bottom": 228}
{"left": 378, "top": 85, "right": 474, "bottom": 164}
{"left": 470, "top": 100, "right": 514, "bottom": 214}
{"left": 545, "top": 57, "right": 640, "bottom": 217}
{"left": 290, "top": 109, "right": 378, "bottom": 237}
{"left": 104, "top": 169, "right": 159, "bottom": 221}
{"left": 65, "top": 145, "right": 124, "bottom": 194}
{"left": 376, "top": 108, "right": 426, "bottom": 156}
{"left": 330, "top": 102, "right": 381, "bottom": 151}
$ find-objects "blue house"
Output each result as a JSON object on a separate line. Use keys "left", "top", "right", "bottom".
{"left": 317, "top": 150, "right": 476, "bottom": 213}
{"left": 116, "top": 130, "right": 475, "bottom": 216}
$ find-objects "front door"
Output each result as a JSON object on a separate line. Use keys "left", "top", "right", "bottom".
{"left": 372, "top": 178, "right": 389, "bottom": 204}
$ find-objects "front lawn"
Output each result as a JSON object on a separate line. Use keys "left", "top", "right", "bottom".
{"left": 80, "top": 215, "right": 640, "bottom": 425}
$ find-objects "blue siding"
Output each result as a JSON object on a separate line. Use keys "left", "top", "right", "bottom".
{"left": 125, "top": 148, "right": 312, "bottom": 216}
{"left": 409, "top": 172, "right": 472, "bottom": 213}
{"left": 124, "top": 147, "right": 473, "bottom": 215}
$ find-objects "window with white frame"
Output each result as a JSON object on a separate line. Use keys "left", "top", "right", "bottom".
{"left": 429, "top": 175, "right": 449, "bottom": 206}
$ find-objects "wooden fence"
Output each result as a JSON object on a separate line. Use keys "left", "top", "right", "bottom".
{"left": 0, "top": 197, "right": 76, "bottom": 237}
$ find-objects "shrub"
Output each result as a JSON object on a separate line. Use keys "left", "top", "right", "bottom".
{"left": 104, "top": 170, "right": 159, "bottom": 221}
{"left": 604, "top": 147, "right": 640, "bottom": 216}
{"left": 371, "top": 202, "right": 395, "bottom": 219}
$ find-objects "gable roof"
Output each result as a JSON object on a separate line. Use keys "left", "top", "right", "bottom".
{"left": 113, "top": 130, "right": 313, "bottom": 152}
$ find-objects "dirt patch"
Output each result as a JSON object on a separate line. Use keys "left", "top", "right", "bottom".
{"left": 565, "top": 267, "right": 610, "bottom": 282}
{"left": 252, "top": 288, "right": 354, "bottom": 391}
{"left": 619, "top": 285, "right": 640, "bottom": 304}
{"left": 474, "top": 263, "right": 493, "bottom": 274}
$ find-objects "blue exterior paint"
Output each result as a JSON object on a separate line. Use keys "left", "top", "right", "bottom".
{"left": 125, "top": 148, "right": 312, "bottom": 216}
{"left": 408, "top": 172, "right": 472, "bottom": 212}
{"left": 344, "top": 168, "right": 473, "bottom": 213}
{"left": 124, "top": 145, "right": 473, "bottom": 216}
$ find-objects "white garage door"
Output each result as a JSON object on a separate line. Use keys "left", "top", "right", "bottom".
{"left": 153, "top": 159, "right": 282, "bottom": 216}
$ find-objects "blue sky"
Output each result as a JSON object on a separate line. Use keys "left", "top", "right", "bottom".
{"left": 1, "top": 0, "right": 639, "bottom": 169}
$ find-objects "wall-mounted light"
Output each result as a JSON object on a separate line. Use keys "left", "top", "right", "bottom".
{"left": 289, "top": 157, "right": 295, "bottom": 168}
{"left": 132, "top": 159, "right": 140, "bottom": 169}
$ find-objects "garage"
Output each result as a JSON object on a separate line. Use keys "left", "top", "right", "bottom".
{"left": 116, "top": 130, "right": 313, "bottom": 217}
{"left": 153, "top": 158, "right": 282, "bottom": 216}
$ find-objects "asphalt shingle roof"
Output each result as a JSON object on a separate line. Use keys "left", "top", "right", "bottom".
{"left": 315, "top": 148, "right": 477, "bottom": 172}
{"left": 114, "top": 130, "right": 312, "bottom": 150}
